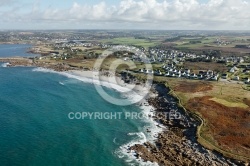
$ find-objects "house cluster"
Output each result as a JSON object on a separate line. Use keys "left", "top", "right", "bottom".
{"left": 214, "top": 38, "right": 231, "bottom": 46}
{"left": 51, "top": 41, "right": 249, "bottom": 66}
{"left": 222, "top": 73, "right": 250, "bottom": 84}
{"left": 54, "top": 42, "right": 95, "bottom": 49}
{"left": 162, "top": 64, "right": 219, "bottom": 81}
{"left": 148, "top": 49, "right": 201, "bottom": 63}
{"left": 226, "top": 64, "right": 250, "bottom": 83}
{"left": 228, "top": 65, "right": 250, "bottom": 74}
{"left": 111, "top": 45, "right": 144, "bottom": 53}
{"left": 137, "top": 63, "right": 219, "bottom": 81}
{"left": 239, "top": 65, "right": 250, "bottom": 76}
{"left": 109, "top": 45, "right": 147, "bottom": 60}
{"left": 105, "top": 45, "right": 218, "bottom": 64}
{"left": 217, "top": 56, "right": 245, "bottom": 63}
{"left": 147, "top": 47, "right": 250, "bottom": 65}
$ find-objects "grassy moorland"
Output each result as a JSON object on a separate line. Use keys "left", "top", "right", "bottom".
{"left": 118, "top": 73, "right": 250, "bottom": 161}
{"left": 165, "top": 78, "right": 250, "bottom": 162}
{"left": 32, "top": 34, "right": 250, "bottom": 162}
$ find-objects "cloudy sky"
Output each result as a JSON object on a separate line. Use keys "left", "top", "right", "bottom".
{"left": 0, "top": 0, "right": 249, "bottom": 30}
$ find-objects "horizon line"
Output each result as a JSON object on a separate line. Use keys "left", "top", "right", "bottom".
{"left": 1, "top": 29, "right": 250, "bottom": 32}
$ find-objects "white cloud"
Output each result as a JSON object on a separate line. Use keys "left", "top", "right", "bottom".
{"left": 0, "top": 0, "right": 16, "bottom": 6}
{"left": 1, "top": 0, "right": 250, "bottom": 30}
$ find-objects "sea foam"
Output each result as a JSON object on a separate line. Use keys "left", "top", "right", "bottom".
{"left": 1, "top": 63, "right": 9, "bottom": 67}
{"left": 33, "top": 67, "right": 163, "bottom": 166}
{"left": 32, "top": 68, "right": 144, "bottom": 104}
{"left": 114, "top": 103, "right": 164, "bottom": 166}
{"left": 114, "top": 131, "right": 159, "bottom": 166}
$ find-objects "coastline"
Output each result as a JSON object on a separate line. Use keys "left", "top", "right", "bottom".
{"left": 129, "top": 84, "right": 245, "bottom": 165}
{"left": 32, "top": 67, "right": 165, "bottom": 165}
{"left": 1, "top": 58, "right": 247, "bottom": 165}
{"left": 32, "top": 68, "right": 244, "bottom": 165}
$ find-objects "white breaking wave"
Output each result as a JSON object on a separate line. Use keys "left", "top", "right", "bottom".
{"left": 59, "top": 81, "right": 64, "bottom": 85}
{"left": 114, "top": 131, "right": 159, "bottom": 166}
{"left": 1, "top": 63, "right": 9, "bottom": 67}
{"left": 32, "top": 67, "right": 143, "bottom": 104}
{"left": 139, "top": 104, "right": 165, "bottom": 142}
{"left": 114, "top": 98, "right": 165, "bottom": 166}
{"left": 32, "top": 67, "right": 163, "bottom": 166}
{"left": 127, "top": 132, "right": 147, "bottom": 143}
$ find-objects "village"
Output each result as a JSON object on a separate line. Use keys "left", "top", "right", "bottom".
{"left": 1, "top": 30, "right": 250, "bottom": 165}
{"left": 30, "top": 40, "right": 250, "bottom": 85}
{"left": 136, "top": 61, "right": 250, "bottom": 84}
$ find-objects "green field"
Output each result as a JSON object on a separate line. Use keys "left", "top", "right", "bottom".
{"left": 173, "top": 36, "right": 250, "bottom": 51}
{"left": 173, "top": 37, "right": 217, "bottom": 49}
{"left": 101, "top": 37, "right": 160, "bottom": 48}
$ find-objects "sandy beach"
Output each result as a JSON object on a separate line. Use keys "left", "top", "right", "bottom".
{"left": 60, "top": 70, "right": 244, "bottom": 165}
{"left": 67, "top": 70, "right": 155, "bottom": 104}
{"left": 1, "top": 59, "right": 246, "bottom": 165}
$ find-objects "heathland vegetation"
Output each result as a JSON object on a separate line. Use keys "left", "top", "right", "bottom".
{"left": 1, "top": 30, "right": 250, "bottom": 163}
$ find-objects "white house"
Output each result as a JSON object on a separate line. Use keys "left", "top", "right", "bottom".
{"left": 144, "top": 70, "right": 154, "bottom": 74}
{"left": 154, "top": 70, "right": 162, "bottom": 76}
{"left": 211, "top": 75, "right": 218, "bottom": 81}
{"left": 139, "top": 69, "right": 144, "bottom": 73}
{"left": 229, "top": 66, "right": 239, "bottom": 73}
{"left": 190, "top": 73, "right": 197, "bottom": 79}
{"left": 221, "top": 73, "right": 228, "bottom": 79}
{"left": 185, "top": 69, "right": 191, "bottom": 74}
{"left": 238, "top": 57, "right": 244, "bottom": 63}
{"left": 124, "top": 57, "right": 129, "bottom": 61}
{"left": 165, "top": 72, "right": 170, "bottom": 76}
{"left": 245, "top": 78, "right": 250, "bottom": 84}
{"left": 207, "top": 70, "right": 214, "bottom": 76}
{"left": 170, "top": 73, "right": 175, "bottom": 77}
{"left": 197, "top": 74, "right": 203, "bottom": 79}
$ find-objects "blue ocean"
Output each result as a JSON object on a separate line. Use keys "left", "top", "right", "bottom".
{"left": 0, "top": 45, "right": 158, "bottom": 166}
{"left": 0, "top": 44, "right": 35, "bottom": 57}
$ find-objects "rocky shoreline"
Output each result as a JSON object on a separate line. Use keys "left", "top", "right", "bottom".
{"left": 0, "top": 57, "right": 247, "bottom": 165}
{"left": 130, "top": 84, "right": 245, "bottom": 166}
{"left": 0, "top": 57, "right": 78, "bottom": 71}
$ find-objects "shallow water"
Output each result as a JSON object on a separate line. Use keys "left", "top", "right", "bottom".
{"left": 0, "top": 65, "right": 159, "bottom": 166}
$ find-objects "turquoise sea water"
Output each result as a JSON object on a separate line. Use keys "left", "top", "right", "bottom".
{"left": 0, "top": 44, "right": 35, "bottom": 57}
{"left": 0, "top": 45, "right": 155, "bottom": 166}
